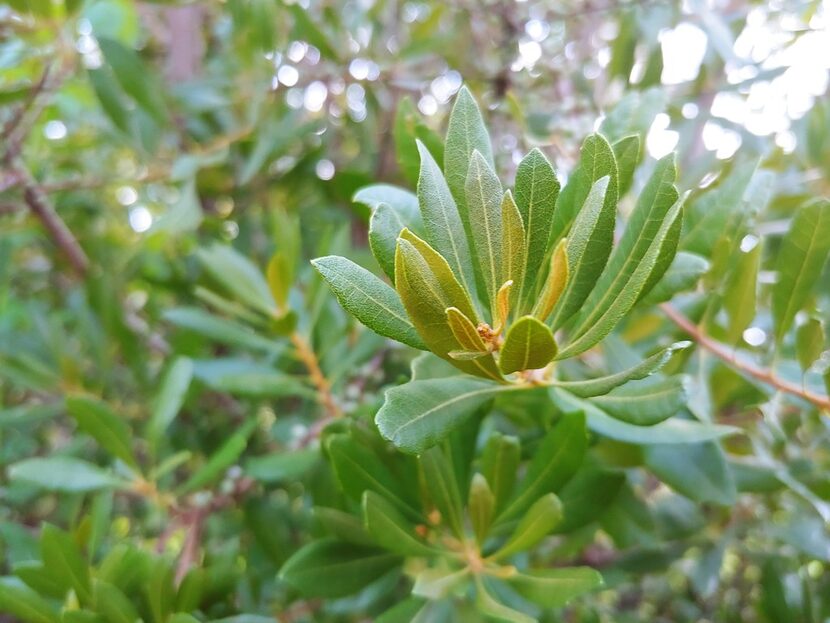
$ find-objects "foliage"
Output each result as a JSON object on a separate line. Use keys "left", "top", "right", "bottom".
{"left": 2, "top": 1, "right": 830, "bottom": 623}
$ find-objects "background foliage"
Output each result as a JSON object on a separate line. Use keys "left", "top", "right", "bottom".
{"left": 1, "top": 0, "right": 830, "bottom": 621}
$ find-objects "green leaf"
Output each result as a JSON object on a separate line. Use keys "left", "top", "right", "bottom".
{"left": 639, "top": 251, "right": 709, "bottom": 305}
{"left": 558, "top": 194, "right": 684, "bottom": 358}
{"left": 416, "top": 140, "right": 477, "bottom": 299}
{"left": 772, "top": 199, "right": 830, "bottom": 343}
{"left": 572, "top": 154, "right": 678, "bottom": 334}
{"left": 494, "top": 493, "right": 563, "bottom": 559}
{"left": 644, "top": 441, "right": 737, "bottom": 506}
{"left": 796, "top": 318, "right": 824, "bottom": 372}
{"left": 8, "top": 457, "right": 126, "bottom": 492}
{"left": 148, "top": 357, "right": 193, "bottom": 448}
{"left": 13, "top": 562, "right": 64, "bottom": 599}
{"left": 556, "top": 464, "right": 626, "bottom": 532}
{"left": 444, "top": 86, "right": 494, "bottom": 234}
{"left": 0, "top": 578, "right": 59, "bottom": 623}
{"left": 500, "top": 191, "right": 527, "bottom": 311}
{"left": 362, "top": 491, "right": 435, "bottom": 557}
{"left": 514, "top": 149, "right": 560, "bottom": 311}
{"left": 469, "top": 473, "right": 496, "bottom": 544}
{"left": 413, "top": 566, "right": 469, "bottom": 600}
{"left": 550, "top": 389, "right": 740, "bottom": 444}
{"left": 476, "top": 576, "right": 535, "bottom": 623}
{"left": 466, "top": 150, "right": 504, "bottom": 309}
{"left": 41, "top": 524, "right": 92, "bottom": 605}
{"left": 97, "top": 38, "right": 166, "bottom": 122}
{"left": 66, "top": 396, "right": 137, "bottom": 469}
{"left": 177, "top": 419, "right": 255, "bottom": 494}
{"left": 393, "top": 97, "right": 444, "bottom": 186}
{"left": 419, "top": 447, "right": 465, "bottom": 537}
{"left": 507, "top": 567, "right": 603, "bottom": 608}
{"left": 93, "top": 579, "right": 140, "bottom": 623}
{"left": 244, "top": 449, "right": 318, "bottom": 483}
{"left": 376, "top": 376, "right": 509, "bottom": 454}
{"left": 550, "top": 176, "right": 612, "bottom": 328}
{"left": 446, "top": 307, "right": 488, "bottom": 354}
{"left": 722, "top": 242, "right": 761, "bottom": 344}
{"left": 613, "top": 135, "right": 641, "bottom": 197}
{"left": 163, "top": 307, "right": 281, "bottom": 354}
{"left": 498, "top": 412, "right": 586, "bottom": 522}
{"left": 279, "top": 539, "right": 399, "bottom": 598}
{"left": 314, "top": 507, "right": 375, "bottom": 546}
{"left": 481, "top": 433, "right": 521, "bottom": 513}
{"left": 196, "top": 244, "right": 275, "bottom": 316}
{"left": 311, "top": 255, "right": 427, "bottom": 350}
{"left": 553, "top": 341, "right": 690, "bottom": 397}
{"left": 87, "top": 67, "right": 130, "bottom": 135}
{"left": 591, "top": 376, "right": 687, "bottom": 426}
{"left": 498, "top": 316, "right": 557, "bottom": 374}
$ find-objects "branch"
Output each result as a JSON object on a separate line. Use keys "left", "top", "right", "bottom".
{"left": 290, "top": 332, "right": 342, "bottom": 419}
{"left": 660, "top": 303, "right": 830, "bottom": 412}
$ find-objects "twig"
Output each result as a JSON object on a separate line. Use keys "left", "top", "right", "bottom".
{"left": 290, "top": 332, "right": 341, "bottom": 418}
{"left": 660, "top": 303, "right": 830, "bottom": 412}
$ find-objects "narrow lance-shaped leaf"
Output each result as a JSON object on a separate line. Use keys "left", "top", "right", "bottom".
{"left": 417, "top": 140, "right": 477, "bottom": 300}
{"left": 772, "top": 199, "right": 830, "bottom": 344}
{"left": 481, "top": 433, "right": 521, "bottom": 513}
{"left": 41, "top": 524, "right": 92, "bottom": 605}
{"left": 311, "top": 255, "right": 427, "bottom": 350}
{"left": 446, "top": 307, "right": 488, "bottom": 355}
{"left": 493, "top": 493, "right": 563, "bottom": 560}
{"left": 722, "top": 242, "right": 760, "bottom": 344}
{"left": 468, "top": 473, "right": 496, "bottom": 544}
{"left": 476, "top": 577, "right": 535, "bottom": 623}
{"left": 501, "top": 191, "right": 526, "bottom": 313}
{"left": 591, "top": 376, "right": 687, "bottom": 426}
{"left": 66, "top": 396, "right": 137, "bottom": 469}
{"left": 532, "top": 238, "right": 568, "bottom": 323}
{"left": 507, "top": 567, "right": 603, "bottom": 608}
{"left": 465, "top": 150, "right": 503, "bottom": 312}
{"left": 549, "top": 176, "right": 611, "bottom": 328}
{"left": 513, "top": 149, "right": 559, "bottom": 311}
{"left": 613, "top": 135, "right": 641, "bottom": 197}
{"left": 499, "top": 316, "right": 557, "bottom": 375}
{"left": 796, "top": 318, "right": 824, "bottom": 372}
{"left": 420, "top": 446, "right": 465, "bottom": 537}
{"left": 639, "top": 251, "right": 709, "bottom": 305}
{"left": 362, "top": 491, "right": 436, "bottom": 557}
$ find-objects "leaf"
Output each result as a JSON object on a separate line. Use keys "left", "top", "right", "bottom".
{"left": 644, "top": 441, "right": 737, "bottom": 506}
{"left": 796, "top": 318, "right": 824, "bottom": 372}
{"left": 413, "top": 566, "right": 469, "bottom": 600}
{"left": 177, "top": 419, "right": 255, "bottom": 494}
{"left": 94, "top": 579, "right": 140, "bottom": 623}
{"left": 494, "top": 493, "right": 563, "bottom": 559}
{"left": 41, "top": 524, "right": 92, "bottom": 605}
{"left": 498, "top": 316, "right": 557, "bottom": 374}
{"left": 87, "top": 67, "right": 130, "bottom": 135}
{"left": 498, "top": 412, "right": 586, "bottom": 522}
{"left": 311, "top": 255, "right": 426, "bottom": 350}
{"left": 446, "top": 307, "right": 487, "bottom": 354}
{"left": 244, "top": 449, "right": 318, "bottom": 483}
{"left": 500, "top": 191, "right": 526, "bottom": 311}
{"left": 553, "top": 341, "right": 690, "bottom": 397}
{"left": 772, "top": 199, "right": 830, "bottom": 343}
{"left": 279, "top": 539, "right": 399, "bottom": 598}
{"left": 613, "top": 135, "right": 641, "bottom": 197}
{"left": 550, "top": 389, "right": 740, "bottom": 444}
{"left": 419, "top": 447, "right": 465, "bottom": 537}
{"left": 393, "top": 97, "right": 443, "bottom": 186}
{"left": 591, "top": 376, "right": 687, "bottom": 426}
{"left": 416, "top": 140, "right": 477, "bottom": 299}
{"left": 556, "top": 464, "right": 626, "bottom": 532}
{"left": 163, "top": 307, "right": 281, "bottom": 354}
{"left": 719, "top": 244, "right": 760, "bottom": 345}
{"left": 66, "top": 396, "right": 137, "bottom": 469}
{"left": 514, "top": 149, "right": 560, "bottom": 311}
{"left": 196, "top": 244, "right": 275, "bottom": 316}
{"left": 558, "top": 195, "right": 684, "bottom": 358}
{"left": 507, "top": 567, "right": 603, "bottom": 608}
{"left": 362, "top": 491, "right": 435, "bottom": 557}
{"left": 0, "top": 579, "right": 59, "bottom": 623}
{"left": 529, "top": 242, "right": 566, "bottom": 328}
{"left": 148, "top": 357, "right": 193, "bottom": 447}
{"left": 444, "top": 86, "right": 494, "bottom": 234}
{"left": 469, "top": 473, "right": 496, "bottom": 544}
{"left": 481, "top": 433, "right": 521, "bottom": 513}
{"left": 376, "top": 376, "right": 509, "bottom": 453}
{"left": 97, "top": 38, "right": 166, "bottom": 122}
{"left": 8, "top": 457, "right": 126, "bottom": 492}
{"left": 550, "top": 176, "right": 612, "bottom": 328}
{"left": 572, "top": 154, "right": 678, "bottom": 334}
{"left": 476, "top": 577, "right": 535, "bottom": 623}
{"left": 466, "top": 150, "right": 504, "bottom": 308}
{"left": 639, "top": 251, "right": 709, "bottom": 305}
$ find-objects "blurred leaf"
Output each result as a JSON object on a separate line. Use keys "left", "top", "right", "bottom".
{"left": 148, "top": 357, "right": 193, "bottom": 447}
{"left": 722, "top": 243, "right": 760, "bottom": 344}
{"left": 475, "top": 576, "right": 534, "bottom": 623}
{"left": 244, "top": 449, "right": 318, "bottom": 484}
{"left": 362, "top": 491, "right": 435, "bottom": 556}
{"left": 66, "top": 396, "right": 137, "bottom": 469}
{"left": 590, "top": 376, "right": 687, "bottom": 426}
{"left": 469, "top": 473, "right": 495, "bottom": 544}
{"left": 507, "top": 567, "right": 603, "bottom": 608}
{"left": 97, "top": 37, "right": 167, "bottom": 123}
{"left": 8, "top": 457, "right": 126, "bottom": 492}
{"left": 0, "top": 578, "right": 59, "bottom": 623}
{"left": 177, "top": 419, "right": 256, "bottom": 494}
{"left": 481, "top": 433, "right": 521, "bottom": 514}
{"left": 644, "top": 441, "right": 737, "bottom": 506}
{"left": 41, "top": 524, "right": 92, "bottom": 605}
{"left": 419, "top": 446, "right": 465, "bottom": 537}
{"left": 796, "top": 318, "right": 824, "bottom": 372}
{"left": 494, "top": 493, "right": 562, "bottom": 559}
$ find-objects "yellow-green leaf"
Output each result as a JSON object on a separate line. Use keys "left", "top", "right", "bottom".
{"left": 499, "top": 316, "right": 557, "bottom": 375}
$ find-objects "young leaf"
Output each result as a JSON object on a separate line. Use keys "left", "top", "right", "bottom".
{"left": 550, "top": 176, "right": 612, "bottom": 328}
{"left": 311, "top": 255, "right": 427, "bottom": 350}
{"left": 501, "top": 191, "right": 526, "bottom": 310}
{"left": 279, "top": 539, "right": 400, "bottom": 598}
{"left": 419, "top": 446, "right": 465, "bottom": 537}
{"left": 514, "top": 149, "right": 560, "bottom": 310}
{"left": 722, "top": 242, "right": 761, "bottom": 344}
{"left": 493, "top": 493, "right": 563, "bottom": 560}
{"left": 41, "top": 524, "right": 92, "bottom": 605}
{"left": 376, "top": 376, "right": 510, "bottom": 453}
{"left": 532, "top": 238, "right": 568, "bottom": 323}
{"left": 772, "top": 199, "right": 830, "bottom": 343}
{"left": 498, "top": 412, "right": 586, "bottom": 522}
{"left": 417, "top": 140, "right": 477, "bottom": 299}
{"left": 498, "top": 315, "right": 557, "bottom": 375}
{"left": 469, "top": 473, "right": 496, "bottom": 544}
{"left": 66, "top": 396, "right": 137, "bottom": 469}
{"left": 446, "top": 307, "right": 488, "bottom": 354}
{"left": 553, "top": 341, "right": 690, "bottom": 398}
{"left": 444, "top": 86, "right": 494, "bottom": 232}
{"left": 796, "top": 318, "right": 824, "bottom": 372}
{"left": 507, "top": 567, "right": 603, "bottom": 608}
{"left": 481, "top": 433, "right": 521, "bottom": 513}
{"left": 8, "top": 457, "right": 126, "bottom": 493}
{"left": 591, "top": 376, "right": 687, "bottom": 426}
{"left": 465, "top": 150, "right": 504, "bottom": 309}
{"left": 362, "top": 491, "right": 435, "bottom": 557}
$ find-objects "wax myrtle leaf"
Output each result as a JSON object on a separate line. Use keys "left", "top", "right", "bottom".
{"left": 493, "top": 493, "right": 563, "bottom": 560}
{"left": 41, "top": 524, "right": 92, "bottom": 605}
{"left": 469, "top": 473, "right": 496, "bottom": 544}
{"left": 393, "top": 97, "right": 444, "bottom": 186}
{"left": 362, "top": 491, "right": 436, "bottom": 557}
{"left": 508, "top": 567, "right": 603, "bottom": 608}
{"left": 498, "top": 316, "right": 557, "bottom": 375}
{"left": 772, "top": 199, "right": 830, "bottom": 344}
{"left": 501, "top": 191, "right": 527, "bottom": 312}
{"left": 722, "top": 242, "right": 761, "bottom": 344}
{"left": 8, "top": 457, "right": 126, "bottom": 493}
{"left": 639, "top": 251, "right": 709, "bottom": 305}
{"left": 476, "top": 576, "right": 535, "bottom": 623}
{"left": 465, "top": 150, "right": 504, "bottom": 310}
{"left": 419, "top": 446, "right": 465, "bottom": 537}
{"left": 644, "top": 441, "right": 737, "bottom": 506}
{"left": 66, "top": 395, "right": 137, "bottom": 469}
{"left": 0, "top": 579, "right": 60, "bottom": 623}
{"left": 796, "top": 318, "right": 824, "bottom": 372}
{"left": 446, "top": 307, "right": 488, "bottom": 354}
{"left": 481, "top": 433, "right": 521, "bottom": 514}
{"left": 613, "top": 135, "right": 641, "bottom": 197}
{"left": 311, "top": 255, "right": 427, "bottom": 350}
{"left": 532, "top": 238, "right": 568, "bottom": 323}
{"left": 591, "top": 376, "right": 687, "bottom": 426}
{"left": 513, "top": 148, "right": 559, "bottom": 310}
